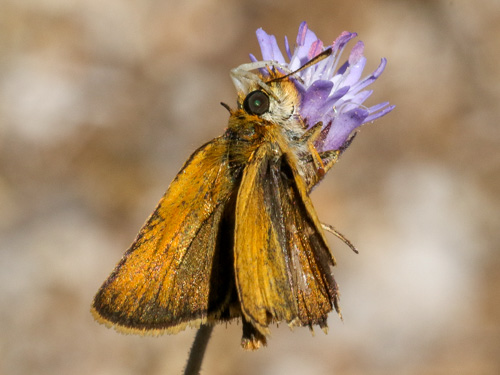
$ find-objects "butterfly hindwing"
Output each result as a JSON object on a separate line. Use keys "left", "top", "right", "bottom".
{"left": 234, "top": 144, "right": 299, "bottom": 334}
{"left": 234, "top": 142, "right": 338, "bottom": 335}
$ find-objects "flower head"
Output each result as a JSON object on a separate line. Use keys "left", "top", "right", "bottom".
{"left": 250, "top": 22, "right": 394, "bottom": 151}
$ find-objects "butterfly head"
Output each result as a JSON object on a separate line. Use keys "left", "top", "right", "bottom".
{"left": 230, "top": 62, "right": 304, "bottom": 138}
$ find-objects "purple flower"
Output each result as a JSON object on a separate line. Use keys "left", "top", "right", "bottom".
{"left": 250, "top": 22, "right": 394, "bottom": 151}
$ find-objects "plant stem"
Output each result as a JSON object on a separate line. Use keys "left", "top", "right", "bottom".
{"left": 183, "top": 325, "right": 214, "bottom": 375}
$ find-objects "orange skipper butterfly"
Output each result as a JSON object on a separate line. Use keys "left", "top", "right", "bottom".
{"left": 91, "top": 22, "right": 394, "bottom": 350}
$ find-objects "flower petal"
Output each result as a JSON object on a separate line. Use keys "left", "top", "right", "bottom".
{"left": 289, "top": 22, "right": 320, "bottom": 70}
{"left": 256, "top": 28, "right": 286, "bottom": 63}
{"left": 300, "top": 80, "right": 334, "bottom": 126}
{"left": 325, "top": 108, "right": 369, "bottom": 150}
{"left": 364, "top": 103, "right": 395, "bottom": 123}
{"left": 349, "top": 58, "right": 387, "bottom": 94}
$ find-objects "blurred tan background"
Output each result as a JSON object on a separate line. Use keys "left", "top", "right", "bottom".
{"left": 1, "top": 0, "right": 499, "bottom": 374}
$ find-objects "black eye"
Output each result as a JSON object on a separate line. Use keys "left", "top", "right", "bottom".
{"left": 243, "top": 90, "right": 270, "bottom": 115}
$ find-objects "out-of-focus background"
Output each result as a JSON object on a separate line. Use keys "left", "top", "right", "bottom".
{"left": 1, "top": 0, "right": 499, "bottom": 374}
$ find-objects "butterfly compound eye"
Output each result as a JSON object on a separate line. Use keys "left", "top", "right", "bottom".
{"left": 243, "top": 90, "right": 270, "bottom": 116}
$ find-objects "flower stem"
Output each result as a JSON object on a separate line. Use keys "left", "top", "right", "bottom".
{"left": 183, "top": 324, "right": 214, "bottom": 375}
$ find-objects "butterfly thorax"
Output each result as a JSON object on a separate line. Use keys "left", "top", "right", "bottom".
{"left": 225, "top": 108, "right": 306, "bottom": 178}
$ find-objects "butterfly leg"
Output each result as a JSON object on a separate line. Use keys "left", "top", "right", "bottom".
{"left": 299, "top": 123, "right": 341, "bottom": 188}
{"left": 321, "top": 222, "right": 359, "bottom": 254}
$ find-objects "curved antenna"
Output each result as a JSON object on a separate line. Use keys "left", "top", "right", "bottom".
{"left": 267, "top": 48, "right": 333, "bottom": 84}
{"left": 230, "top": 61, "right": 291, "bottom": 102}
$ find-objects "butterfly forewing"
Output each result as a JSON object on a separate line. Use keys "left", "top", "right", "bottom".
{"left": 92, "top": 137, "right": 237, "bottom": 334}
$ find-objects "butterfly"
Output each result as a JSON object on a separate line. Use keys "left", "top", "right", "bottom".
{"left": 91, "top": 22, "right": 393, "bottom": 350}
